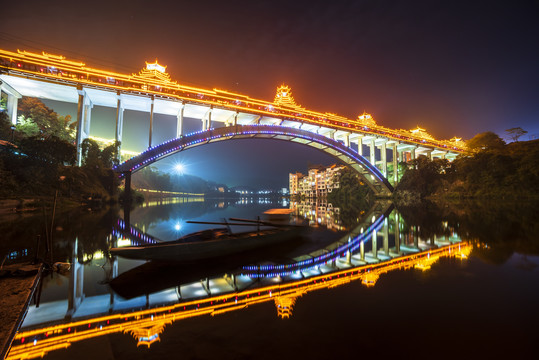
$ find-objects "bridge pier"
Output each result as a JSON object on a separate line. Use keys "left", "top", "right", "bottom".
{"left": 0, "top": 80, "right": 21, "bottom": 125}
{"left": 394, "top": 212, "right": 401, "bottom": 254}
{"left": 372, "top": 229, "right": 378, "bottom": 259}
{"left": 344, "top": 133, "right": 350, "bottom": 147}
{"left": 123, "top": 171, "right": 132, "bottom": 202}
{"left": 66, "top": 237, "right": 84, "bottom": 320}
{"left": 369, "top": 139, "right": 375, "bottom": 165}
{"left": 76, "top": 87, "right": 93, "bottom": 166}
{"left": 148, "top": 96, "right": 154, "bottom": 149}
{"left": 355, "top": 136, "right": 363, "bottom": 156}
{"left": 176, "top": 102, "right": 185, "bottom": 138}
{"left": 383, "top": 218, "right": 389, "bottom": 255}
{"left": 115, "top": 92, "right": 124, "bottom": 162}
{"left": 202, "top": 107, "right": 212, "bottom": 131}
{"left": 380, "top": 141, "right": 387, "bottom": 177}
{"left": 392, "top": 143, "right": 399, "bottom": 184}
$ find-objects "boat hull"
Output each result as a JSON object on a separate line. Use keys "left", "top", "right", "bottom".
{"left": 109, "top": 227, "right": 304, "bottom": 262}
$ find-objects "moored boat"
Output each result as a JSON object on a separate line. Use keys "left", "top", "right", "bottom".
{"left": 109, "top": 217, "right": 306, "bottom": 262}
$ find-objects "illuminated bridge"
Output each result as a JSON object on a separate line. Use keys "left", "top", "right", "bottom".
{"left": 1, "top": 48, "right": 467, "bottom": 189}
{"left": 6, "top": 237, "right": 471, "bottom": 359}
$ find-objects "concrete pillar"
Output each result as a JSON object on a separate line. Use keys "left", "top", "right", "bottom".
{"left": 360, "top": 241, "right": 365, "bottom": 261}
{"left": 176, "top": 103, "right": 185, "bottom": 138}
{"left": 83, "top": 100, "right": 92, "bottom": 139}
{"left": 202, "top": 108, "right": 212, "bottom": 131}
{"left": 207, "top": 106, "right": 213, "bottom": 129}
{"left": 392, "top": 143, "right": 399, "bottom": 184}
{"left": 1, "top": 81, "right": 22, "bottom": 125}
{"left": 76, "top": 87, "right": 87, "bottom": 166}
{"left": 329, "top": 131, "right": 335, "bottom": 140}
{"left": 66, "top": 237, "right": 84, "bottom": 319}
{"left": 394, "top": 212, "right": 401, "bottom": 254}
{"left": 426, "top": 150, "right": 433, "bottom": 160}
{"left": 411, "top": 147, "right": 416, "bottom": 160}
{"left": 381, "top": 141, "right": 387, "bottom": 177}
{"left": 357, "top": 135, "right": 364, "bottom": 156}
{"left": 234, "top": 111, "right": 238, "bottom": 126}
{"left": 383, "top": 218, "right": 389, "bottom": 255}
{"left": 344, "top": 133, "right": 350, "bottom": 147}
{"left": 148, "top": 97, "right": 154, "bottom": 149}
{"left": 369, "top": 139, "right": 376, "bottom": 165}
{"left": 6, "top": 94, "right": 19, "bottom": 125}
{"left": 115, "top": 93, "right": 124, "bottom": 162}
{"left": 124, "top": 171, "right": 132, "bottom": 202}
{"left": 372, "top": 229, "right": 377, "bottom": 259}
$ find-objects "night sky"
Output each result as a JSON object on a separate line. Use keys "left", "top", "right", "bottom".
{"left": 1, "top": 0, "right": 538, "bottom": 188}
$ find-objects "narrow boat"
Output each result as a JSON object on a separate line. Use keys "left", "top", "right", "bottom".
{"left": 109, "top": 217, "right": 306, "bottom": 262}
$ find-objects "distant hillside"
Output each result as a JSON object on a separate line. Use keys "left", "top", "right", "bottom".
{"left": 132, "top": 167, "right": 213, "bottom": 193}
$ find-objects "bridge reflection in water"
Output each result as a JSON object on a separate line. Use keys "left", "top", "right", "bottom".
{"left": 7, "top": 204, "right": 471, "bottom": 359}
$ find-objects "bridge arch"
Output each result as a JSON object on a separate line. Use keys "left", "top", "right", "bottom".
{"left": 113, "top": 125, "right": 394, "bottom": 195}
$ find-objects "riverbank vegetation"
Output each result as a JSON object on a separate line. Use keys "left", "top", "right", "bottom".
{"left": 395, "top": 199, "right": 539, "bottom": 264}
{"left": 395, "top": 131, "right": 539, "bottom": 200}
{"left": 0, "top": 98, "right": 119, "bottom": 205}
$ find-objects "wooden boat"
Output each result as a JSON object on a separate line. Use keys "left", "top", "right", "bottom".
{"left": 109, "top": 218, "right": 306, "bottom": 262}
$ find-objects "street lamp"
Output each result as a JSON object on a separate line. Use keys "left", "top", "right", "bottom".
{"left": 10, "top": 125, "right": 15, "bottom": 142}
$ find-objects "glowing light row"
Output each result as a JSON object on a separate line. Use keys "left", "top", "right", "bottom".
{"left": 7, "top": 243, "right": 471, "bottom": 360}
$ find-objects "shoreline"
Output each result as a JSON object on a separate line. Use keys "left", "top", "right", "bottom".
{"left": 0, "top": 263, "right": 43, "bottom": 359}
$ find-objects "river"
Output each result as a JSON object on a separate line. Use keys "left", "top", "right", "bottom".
{"left": 1, "top": 198, "right": 538, "bottom": 359}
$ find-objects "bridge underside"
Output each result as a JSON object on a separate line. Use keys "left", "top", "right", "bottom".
{"left": 114, "top": 125, "right": 394, "bottom": 196}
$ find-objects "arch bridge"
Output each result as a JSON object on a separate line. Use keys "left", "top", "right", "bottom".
{"left": 0, "top": 48, "right": 468, "bottom": 189}
{"left": 114, "top": 124, "right": 394, "bottom": 195}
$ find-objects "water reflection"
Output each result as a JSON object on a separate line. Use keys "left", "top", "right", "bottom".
{"left": 4, "top": 199, "right": 476, "bottom": 359}
{"left": 7, "top": 241, "right": 471, "bottom": 359}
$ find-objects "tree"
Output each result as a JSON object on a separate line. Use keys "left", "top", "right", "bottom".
{"left": 81, "top": 138, "right": 102, "bottom": 168}
{"left": 18, "top": 136, "right": 76, "bottom": 165}
{"left": 15, "top": 115, "right": 40, "bottom": 137}
{"left": 395, "top": 156, "right": 452, "bottom": 198}
{"left": 505, "top": 127, "right": 528, "bottom": 142}
{"left": 466, "top": 131, "right": 505, "bottom": 152}
{"left": 17, "top": 97, "right": 75, "bottom": 141}
{"left": 0, "top": 110, "right": 13, "bottom": 140}
{"left": 81, "top": 138, "right": 120, "bottom": 168}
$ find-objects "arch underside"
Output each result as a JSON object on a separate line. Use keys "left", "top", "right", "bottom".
{"left": 114, "top": 125, "right": 394, "bottom": 195}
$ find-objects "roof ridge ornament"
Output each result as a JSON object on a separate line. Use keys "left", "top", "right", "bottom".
{"left": 357, "top": 112, "right": 376, "bottom": 127}
{"left": 274, "top": 85, "right": 302, "bottom": 109}
{"left": 410, "top": 126, "right": 434, "bottom": 140}
{"left": 131, "top": 60, "right": 177, "bottom": 85}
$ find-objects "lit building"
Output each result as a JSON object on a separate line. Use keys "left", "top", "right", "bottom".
{"left": 289, "top": 164, "right": 344, "bottom": 198}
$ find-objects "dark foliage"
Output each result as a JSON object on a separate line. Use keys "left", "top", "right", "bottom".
{"left": 396, "top": 133, "right": 539, "bottom": 199}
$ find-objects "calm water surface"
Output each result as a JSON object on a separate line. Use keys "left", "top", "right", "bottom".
{"left": 2, "top": 198, "right": 538, "bottom": 359}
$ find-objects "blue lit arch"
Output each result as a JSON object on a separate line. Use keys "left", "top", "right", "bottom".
{"left": 113, "top": 125, "right": 394, "bottom": 195}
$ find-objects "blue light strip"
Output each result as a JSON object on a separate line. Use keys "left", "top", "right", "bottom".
{"left": 240, "top": 214, "right": 386, "bottom": 278}
{"left": 113, "top": 125, "right": 393, "bottom": 192}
